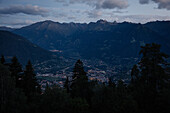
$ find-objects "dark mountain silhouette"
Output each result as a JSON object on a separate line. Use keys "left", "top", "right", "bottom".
{"left": 144, "top": 21, "right": 170, "bottom": 41}
{"left": 0, "top": 30, "right": 55, "bottom": 65}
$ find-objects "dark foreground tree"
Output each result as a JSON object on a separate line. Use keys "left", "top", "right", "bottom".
{"left": 91, "top": 80, "right": 137, "bottom": 113}
{"left": 23, "top": 60, "right": 41, "bottom": 99}
{"left": 132, "top": 43, "right": 169, "bottom": 90}
{"left": 40, "top": 85, "right": 90, "bottom": 113}
{"left": 0, "top": 55, "right": 5, "bottom": 64}
{"left": 131, "top": 43, "right": 170, "bottom": 113}
{"left": 70, "top": 60, "right": 92, "bottom": 102}
{"left": 9, "top": 56, "right": 22, "bottom": 88}
{"left": 108, "top": 77, "right": 116, "bottom": 88}
{"left": 0, "top": 63, "right": 27, "bottom": 113}
{"left": 131, "top": 64, "right": 139, "bottom": 83}
{"left": 40, "top": 85, "right": 69, "bottom": 113}
{"left": 64, "top": 76, "right": 70, "bottom": 93}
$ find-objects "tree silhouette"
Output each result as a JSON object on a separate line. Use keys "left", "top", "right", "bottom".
{"left": 70, "top": 60, "right": 92, "bottom": 101}
{"left": 0, "top": 55, "right": 5, "bottom": 64}
{"left": 131, "top": 43, "right": 170, "bottom": 113}
{"left": 72, "top": 59, "right": 87, "bottom": 81}
{"left": 9, "top": 56, "right": 22, "bottom": 88}
{"left": 23, "top": 60, "right": 40, "bottom": 98}
{"left": 108, "top": 77, "right": 116, "bottom": 88}
{"left": 139, "top": 43, "right": 168, "bottom": 90}
{"left": 64, "top": 76, "right": 70, "bottom": 93}
{"left": 131, "top": 64, "right": 139, "bottom": 83}
{"left": 0, "top": 64, "right": 27, "bottom": 113}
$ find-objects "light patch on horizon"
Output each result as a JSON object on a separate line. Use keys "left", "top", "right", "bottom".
{"left": 110, "top": 14, "right": 170, "bottom": 23}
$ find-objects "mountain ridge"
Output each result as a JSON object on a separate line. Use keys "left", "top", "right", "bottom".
{"left": 13, "top": 20, "right": 170, "bottom": 56}
{"left": 0, "top": 30, "right": 56, "bottom": 65}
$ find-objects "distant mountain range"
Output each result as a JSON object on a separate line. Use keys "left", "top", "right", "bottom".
{"left": 1, "top": 20, "right": 170, "bottom": 76}
{"left": 12, "top": 20, "right": 170, "bottom": 59}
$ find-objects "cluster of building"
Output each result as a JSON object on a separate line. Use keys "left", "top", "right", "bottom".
{"left": 36, "top": 58, "right": 133, "bottom": 90}
{"left": 36, "top": 73, "right": 67, "bottom": 91}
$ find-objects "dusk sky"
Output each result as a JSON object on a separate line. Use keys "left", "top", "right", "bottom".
{"left": 0, "top": 0, "right": 170, "bottom": 27}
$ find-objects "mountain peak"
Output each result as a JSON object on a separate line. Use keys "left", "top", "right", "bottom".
{"left": 38, "top": 20, "right": 60, "bottom": 26}
{"left": 96, "top": 19, "right": 108, "bottom": 24}
{"left": 43, "top": 20, "right": 55, "bottom": 23}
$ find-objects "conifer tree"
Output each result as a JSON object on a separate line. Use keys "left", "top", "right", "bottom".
{"left": 130, "top": 43, "right": 169, "bottom": 113}
{"left": 108, "top": 77, "right": 116, "bottom": 88}
{"left": 131, "top": 64, "right": 139, "bottom": 83}
{"left": 44, "top": 83, "right": 50, "bottom": 94}
{"left": 9, "top": 56, "right": 22, "bottom": 88}
{"left": 0, "top": 64, "right": 27, "bottom": 113}
{"left": 72, "top": 59, "right": 87, "bottom": 80}
{"left": 139, "top": 43, "right": 168, "bottom": 90}
{"left": 0, "top": 55, "right": 5, "bottom": 64}
{"left": 64, "top": 76, "right": 70, "bottom": 93}
{"left": 116, "top": 80, "right": 127, "bottom": 97}
{"left": 70, "top": 60, "right": 91, "bottom": 100}
{"left": 23, "top": 60, "right": 40, "bottom": 97}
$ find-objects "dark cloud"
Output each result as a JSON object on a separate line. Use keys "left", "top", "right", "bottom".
{"left": 101, "top": 0, "right": 128, "bottom": 9}
{"left": 55, "top": 0, "right": 66, "bottom": 3}
{"left": 139, "top": 0, "right": 170, "bottom": 10}
{"left": 139, "top": 0, "right": 149, "bottom": 4}
{"left": 0, "top": 5, "right": 48, "bottom": 16}
{"left": 57, "top": 0, "right": 128, "bottom": 9}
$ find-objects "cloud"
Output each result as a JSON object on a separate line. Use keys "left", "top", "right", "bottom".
{"left": 139, "top": 0, "right": 170, "bottom": 10}
{"left": 56, "top": 0, "right": 128, "bottom": 9}
{"left": 112, "top": 10, "right": 128, "bottom": 13}
{"left": 0, "top": 20, "right": 34, "bottom": 28}
{"left": 67, "top": 16, "right": 76, "bottom": 20}
{"left": 0, "top": 5, "right": 48, "bottom": 17}
{"left": 85, "top": 10, "right": 102, "bottom": 18}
